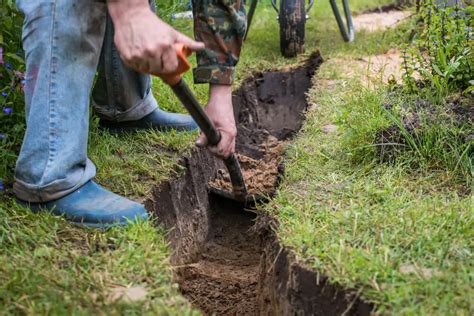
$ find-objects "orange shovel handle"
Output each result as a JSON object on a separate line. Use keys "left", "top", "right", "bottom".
{"left": 159, "top": 44, "right": 192, "bottom": 86}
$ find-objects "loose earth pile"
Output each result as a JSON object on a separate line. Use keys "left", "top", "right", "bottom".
{"left": 209, "top": 135, "right": 286, "bottom": 197}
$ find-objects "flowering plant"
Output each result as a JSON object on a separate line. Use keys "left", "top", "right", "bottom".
{"left": 402, "top": 0, "right": 473, "bottom": 97}
{"left": 1, "top": 0, "right": 25, "bottom": 192}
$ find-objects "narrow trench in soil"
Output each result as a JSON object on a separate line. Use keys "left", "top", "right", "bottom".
{"left": 147, "top": 52, "right": 372, "bottom": 315}
{"left": 179, "top": 196, "right": 261, "bottom": 314}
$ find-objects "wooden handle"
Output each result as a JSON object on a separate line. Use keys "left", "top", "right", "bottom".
{"left": 159, "top": 44, "right": 192, "bottom": 86}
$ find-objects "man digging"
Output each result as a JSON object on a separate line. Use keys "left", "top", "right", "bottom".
{"left": 14, "top": 0, "right": 246, "bottom": 227}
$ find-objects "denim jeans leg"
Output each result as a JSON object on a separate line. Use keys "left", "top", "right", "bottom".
{"left": 14, "top": 0, "right": 107, "bottom": 202}
{"left": 91, "top": 3, "right": 158, "bottom": 122}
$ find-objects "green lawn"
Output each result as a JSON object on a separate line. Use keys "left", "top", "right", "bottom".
{"left": 271, "top": 75, "right": 473, "bottom": 314}
{"left": 2, "top": 0, "right": 471, "bottom": 314}
{"left": 268, "top": 14, "right": 473, "bottom": 316}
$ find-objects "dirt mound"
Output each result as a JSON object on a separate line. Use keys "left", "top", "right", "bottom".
{"left": 209, "top": 135, "right": 286, "bottom": 197}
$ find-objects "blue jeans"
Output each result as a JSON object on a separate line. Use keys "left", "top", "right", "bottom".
{"left": 14, "top": 0, "right": 159, "bottom": 202}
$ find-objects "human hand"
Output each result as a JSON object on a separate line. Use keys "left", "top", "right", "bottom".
{"left": 107, "top": 1, "right": 204, "bottom": 75}
{"left": 196, "top": 85, "right": 237, "bottom": 159}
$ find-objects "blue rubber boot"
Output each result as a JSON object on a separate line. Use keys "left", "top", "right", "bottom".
{"left": 18, "top": 181, "right": 148, "bottom": 228}
{"left": 100, "top": 108, "right": 198, "bottom": 133}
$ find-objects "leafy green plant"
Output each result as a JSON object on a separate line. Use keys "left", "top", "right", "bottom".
{"left": 371, "top": 0, "right": 474, "bottom": 186}
{"left": 402, "top": 0, "right": 473, "bottom": 99}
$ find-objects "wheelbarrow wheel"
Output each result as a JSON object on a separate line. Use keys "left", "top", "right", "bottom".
{"left": 279, "top": 0, "right": 306, "bottom": 57}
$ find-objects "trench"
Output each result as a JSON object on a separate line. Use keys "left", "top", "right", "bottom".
{"left": 146, "top": 52, "right": 373, "bottom": 315}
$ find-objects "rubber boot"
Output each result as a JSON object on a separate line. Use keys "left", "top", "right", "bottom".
{"left": 18, "top": 181, "right": 148, "bottom": 228}
{"left": 99, "top": 108, "right": 198, "bottom": 133}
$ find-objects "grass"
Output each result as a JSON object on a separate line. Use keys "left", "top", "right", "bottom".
{"left": 0, "top": 199, "right": 198, "bottom": 314}
{"left": 270, "top": 49, "right": 473, "bottom": 314}
{"left": 3, "top": 0, "right": 469, "bottom": 314}
{"left": 88, "top": 118, "right": 197, "bottom": 200}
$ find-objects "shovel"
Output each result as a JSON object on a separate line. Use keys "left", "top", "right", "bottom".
{"left": 158, "top": 44, "right": 251, "bottom": 203}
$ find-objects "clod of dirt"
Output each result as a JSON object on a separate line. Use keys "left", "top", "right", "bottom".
{"left": 209, "top": 135, "right": 286, "bottom": 197}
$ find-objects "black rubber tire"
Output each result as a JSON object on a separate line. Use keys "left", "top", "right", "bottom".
{"left": 279, "top": 0, "right": 306, "bottom": 57}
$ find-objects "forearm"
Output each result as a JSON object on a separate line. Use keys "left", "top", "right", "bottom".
{"left": 209, "top": 84, "right": 232, "bottom": 103}
{"left": 107, "top": 0, "right": 151, "bottom": 22}
{"left": 198, "top": 84, "right": 237, "bottom": 158}
{"left": 208, "top": 84, "right": 233, "bottom": 125}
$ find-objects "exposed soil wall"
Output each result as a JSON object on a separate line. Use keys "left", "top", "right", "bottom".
{"left": 257, "top": 219, "right": 373, "bottom": 315}
{"left": 145, "top": 52, "right": 374, "bottom": 315}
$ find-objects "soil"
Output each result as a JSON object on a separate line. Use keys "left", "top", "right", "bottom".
{"left": 331, "top": 4, "right": 419, "bottom": 86}
{"left": 146, "top": 52, "right": 373, "bottom": 315}
{"left": 258, "top": 217, "right": 374, "bottom": 315}
{"left": 208, "top": 51, "right": 322, "bottom": 198}
{"left": 178, "top": 198, "right": 260, "bottom": 314}
{"left": 209, "top": 135, "right": 286, "bottom": 197}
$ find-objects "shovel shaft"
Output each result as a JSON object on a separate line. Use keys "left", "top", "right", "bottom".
{"left": 171, "top": 80, "right": 221, "bottom": 145}
{"left": 222, "top": 154, "right": 247, "bottom": 200}
{"left": 170, "top": 79, "right": 248, "bottom": 201}
{"left": 158, "top": 44, "right": 248, "bottom": 201}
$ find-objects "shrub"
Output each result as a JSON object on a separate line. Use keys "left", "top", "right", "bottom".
{"left": 402, "top": 0, "right": 473, "bottom": 98}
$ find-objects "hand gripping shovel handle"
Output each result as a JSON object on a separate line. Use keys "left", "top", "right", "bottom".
{"left": 159, "top": 44, "right": 248, "bottom": 201}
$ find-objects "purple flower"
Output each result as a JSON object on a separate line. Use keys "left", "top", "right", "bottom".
{"left": 0, "top": 47, "right": 3, "bottom": 65}
{"left": 3, "top": 107, "right": 12, "bottom": 114}
{"left": 0, "top": 134, "right": 6, "bottom": 140}
{"left": 5, "top": 63, "right": 12, "bottom": 70}
{"left": 1, "top": 92, "right": 7, "bottom": 97}
{"left": 0, "top": 179, "right": 4, "bottom": 191}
